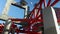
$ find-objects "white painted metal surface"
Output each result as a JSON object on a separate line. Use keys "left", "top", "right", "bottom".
{"left": 2, "top": 0, "right": 14, "bottom": 15}
{"left": 0, "top": 0, "right": 14, "bottom": 20}
{"left": 1, "top": 0, "right": 29, "bottom": 34}
{"left": 1, "top": 0, "right": 14, "bottom": 34}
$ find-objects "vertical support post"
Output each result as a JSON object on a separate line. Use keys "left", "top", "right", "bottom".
{"left": 23, "top": 6, "right": 29, "bottom": 18}
{"left": 42, "top": 6, "right": 60, "bottom": 34}
{"left": 1, "top": 0, "right": 14, "bottom": 34}
{"left": 2, "top": 20, "right": 12, "bottom": 34}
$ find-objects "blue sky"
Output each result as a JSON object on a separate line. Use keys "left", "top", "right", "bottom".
{"left": 0, "top": 0, "right": 60, "bottom": 23}
{"left": 0, "top": 0, "right": 39, "bottom": 19}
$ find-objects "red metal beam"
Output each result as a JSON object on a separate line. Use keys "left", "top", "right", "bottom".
{"left": 0, "top": 0, "right": 60, "bottom": 34}
{"left": 10, "top": 18, "right": 30, "bottom": 22}
{"left": 15, "top": 29, "right": 41, "bottom": 34}
{"left": 29, "top": 12, "right": 34, "bottom": 19}
{"left": 36, "top": 0, "right": 43, "bottom": 18}
{"left": 50, "top": 0, "right": 60, "bottom": 6}
{"left": 57, "top": 19, "right": 60, "bottom": 23}
{"left": 29, "top": 0, "right": 42, "bottom": 19}
{"left": 43, "top": 0, "right": 47, "bottom": 7}
{"left": 47, "top": 0, "right": 51, "bottom": 7}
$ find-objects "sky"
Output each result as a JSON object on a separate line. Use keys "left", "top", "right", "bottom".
{"left": 0, "top": 0, "right": 60, "bottom": 23}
